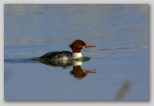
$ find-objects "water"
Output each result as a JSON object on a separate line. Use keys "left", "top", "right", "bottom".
{"left": 4, "top": 4, "right": 149, "bottom": 100}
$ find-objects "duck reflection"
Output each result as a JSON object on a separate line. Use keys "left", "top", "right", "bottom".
{"left": 70, "top": 60, "right": 96, "bottom": 79}
{"left": 39, "top": 58, "right": 73, "bottom": 68}
{"left": 38, "top": 57, "right": 96, "bottom": 79}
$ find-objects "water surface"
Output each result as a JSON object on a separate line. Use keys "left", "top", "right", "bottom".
{"left": 4, "top": 4, "right": 149, "bottom": 100}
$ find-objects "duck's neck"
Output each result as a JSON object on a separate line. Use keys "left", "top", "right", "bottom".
{"left": 72, "top": 52, "right": 82, "bottom": 59}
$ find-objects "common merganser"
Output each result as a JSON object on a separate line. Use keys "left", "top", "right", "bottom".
{"left": 39, "top": 39, "right": 95, "bottom": 61}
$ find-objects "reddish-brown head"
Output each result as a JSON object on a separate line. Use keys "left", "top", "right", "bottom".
{"left": 69, "top": 39, "right": 95, "bottom": 53}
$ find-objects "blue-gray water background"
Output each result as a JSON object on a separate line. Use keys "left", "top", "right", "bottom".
{"left": 4, "top": 4, "right": 149, "bottom": 100}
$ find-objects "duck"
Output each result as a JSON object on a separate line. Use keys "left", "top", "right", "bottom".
{"left": 39, "top": 39, "right": 95, "bottom": 61}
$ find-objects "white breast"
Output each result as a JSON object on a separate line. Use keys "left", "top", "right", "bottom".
{"left": 72, "top": 53, "right": 82, "bottom": 59}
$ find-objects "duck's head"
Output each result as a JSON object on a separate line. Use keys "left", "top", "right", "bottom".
{"left": 69, "top": 39, "right": 95, "bottom": 53}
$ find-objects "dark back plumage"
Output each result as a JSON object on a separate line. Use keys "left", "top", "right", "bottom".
{"left": 40, "top": 51, "right": 72, "bottom": 60}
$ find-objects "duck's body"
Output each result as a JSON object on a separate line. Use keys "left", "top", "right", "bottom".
{"left": 40, "top": 51, "right": 72, "bottom": 61}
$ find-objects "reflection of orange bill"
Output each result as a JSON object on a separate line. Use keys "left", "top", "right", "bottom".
{"left": 86, "top": 70, "right": 96, "bottom": 74}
